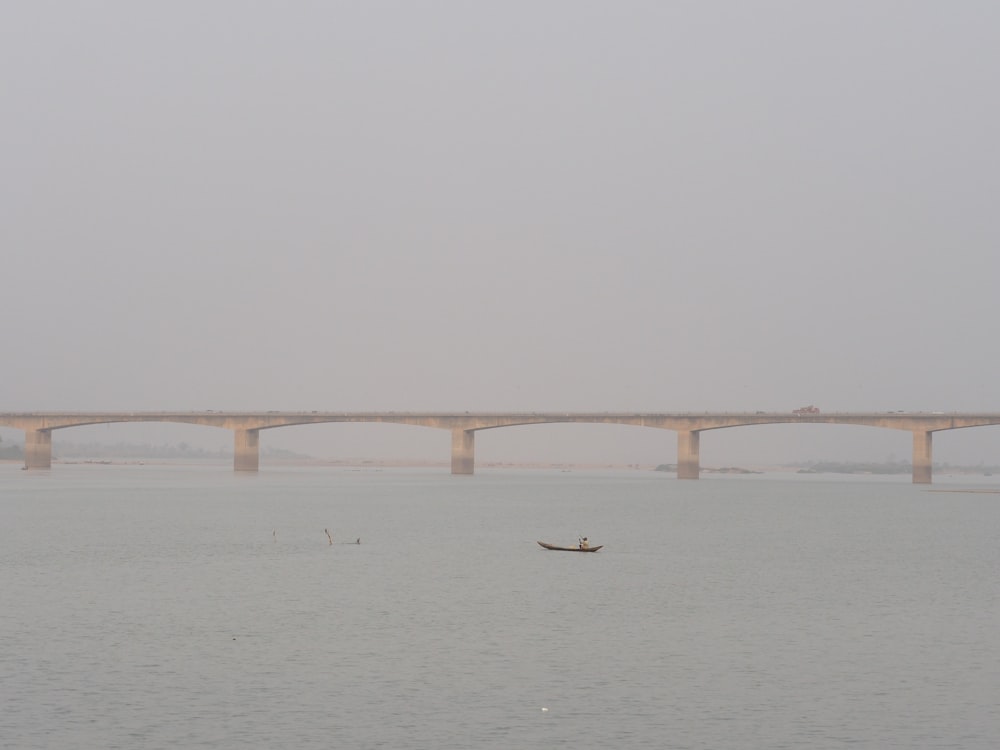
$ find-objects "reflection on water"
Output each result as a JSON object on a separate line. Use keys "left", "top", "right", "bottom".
{"left": 2, "top": 464, "right": 999, "bottom": 749}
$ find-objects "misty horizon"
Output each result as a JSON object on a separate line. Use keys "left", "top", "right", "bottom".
{"left": 2, "top": 412, "right": 998, "bottom": 467}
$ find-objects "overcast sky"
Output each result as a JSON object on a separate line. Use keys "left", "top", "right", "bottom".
{"left": 3, "top": 2, "right": 998, "bottom": 465}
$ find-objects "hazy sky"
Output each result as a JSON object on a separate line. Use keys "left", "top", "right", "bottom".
{"left": 3, "top": 2, "right": 999, "bottom": 465}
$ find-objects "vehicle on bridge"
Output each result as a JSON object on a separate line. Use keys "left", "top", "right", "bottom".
{"left": 793, "top": 405, "right": 820, "bottom": 415}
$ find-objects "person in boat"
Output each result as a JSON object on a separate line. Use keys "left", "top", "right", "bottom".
{"left": 579, "top": 537, "right": 589, "bottom": 550}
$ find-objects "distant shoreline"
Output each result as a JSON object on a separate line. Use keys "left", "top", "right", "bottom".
{"left": 3, "top": 456, "right": 998, "bottom": 476}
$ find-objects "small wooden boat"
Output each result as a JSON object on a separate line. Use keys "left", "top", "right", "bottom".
{"left": 537, "top": 541, "right": 603, "bottom": 552}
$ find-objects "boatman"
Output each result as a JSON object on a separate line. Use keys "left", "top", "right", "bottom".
{"left": 579, "top": 537, "right": 589, "bottom": 550}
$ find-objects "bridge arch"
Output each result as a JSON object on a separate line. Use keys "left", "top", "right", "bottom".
{"left": 242, "top": 420, "right": 453, "bottom": 470}
{"left": 469, "top": 422, "right": 675, "bottom": 467}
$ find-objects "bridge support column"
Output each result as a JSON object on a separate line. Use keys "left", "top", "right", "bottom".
{"left": 451, "top": 428, "right": 475, "bottom": 475}
{"left": 912, "top": 431, "right": 932, "bottom": 484}
{"left": 24, "top": 429, "right": 52, "bottom": 469}
{"left": 677, "top": 430, "right": 700, "bottom": 479}
{"left": 234, "top": 429, "right": 260, "bottom": 472}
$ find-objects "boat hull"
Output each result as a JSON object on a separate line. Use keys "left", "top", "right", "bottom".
{"left": 537, "top": 541, "right": 603, "bottom": 552}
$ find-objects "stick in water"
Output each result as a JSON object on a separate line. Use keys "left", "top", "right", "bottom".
{"left": 325, "top": 529, "right": 333, "bottom": 545}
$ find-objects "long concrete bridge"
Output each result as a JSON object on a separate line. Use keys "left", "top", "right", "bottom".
{"left": 2, "top": 411, "right": 999, "bottom": 483}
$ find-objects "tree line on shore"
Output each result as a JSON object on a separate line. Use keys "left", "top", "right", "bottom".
{"left": 0, "top": 440, "right": 306, "bottom": 460}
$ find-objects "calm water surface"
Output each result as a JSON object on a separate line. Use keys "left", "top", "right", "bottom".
{"left": 2, "top": 464, "right": 999, "bottom": 749}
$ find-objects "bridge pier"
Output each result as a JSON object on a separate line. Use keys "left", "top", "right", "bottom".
{"left": 234, "top": 428, "right": 260, "bottom": 472}
{"left": 912, "top": 431, "right": 932, "bottom": 484}
{"left": 677, "top": 430, "right": 700, "bottom": 479}
{"left": 451, "top": 428, "right": 475, "bottom": 475}
{"left": 24, "top": 429, "right": 52, "bottom": 469}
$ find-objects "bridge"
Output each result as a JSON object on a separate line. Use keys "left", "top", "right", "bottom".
{"left": 3, "top": 411, "right": 999, "bottom": 483}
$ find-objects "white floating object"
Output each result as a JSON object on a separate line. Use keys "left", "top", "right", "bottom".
{"left": 541, "top": 707, "right": 549, "bottom": 712}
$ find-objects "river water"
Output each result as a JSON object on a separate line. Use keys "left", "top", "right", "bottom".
{"left": 2, "top": 463, "right": 998, "bottom": 749}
